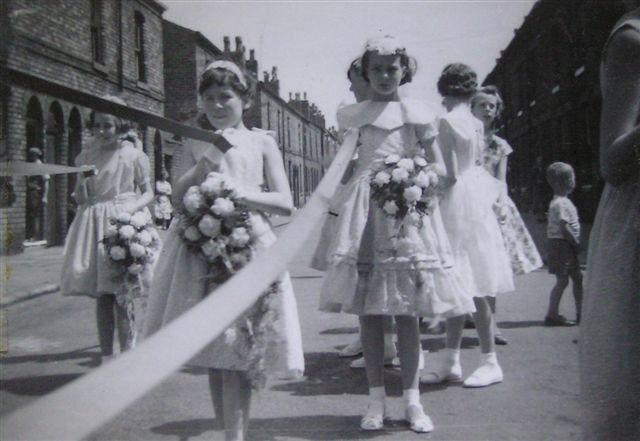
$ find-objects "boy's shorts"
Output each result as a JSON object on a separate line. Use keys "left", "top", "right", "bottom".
{"left": 547, "top": 238, "right": 580, "bottom": 276}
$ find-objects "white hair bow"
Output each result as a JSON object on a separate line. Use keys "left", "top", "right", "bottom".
{"left": 203, "top": 60, "right": 248, "bottom": 88}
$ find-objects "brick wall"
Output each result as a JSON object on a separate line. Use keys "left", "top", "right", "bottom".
{"left": 3, "top": 0, "right": 165, "bottom": 254}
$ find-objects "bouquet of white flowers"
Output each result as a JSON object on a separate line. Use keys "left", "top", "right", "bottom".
{"left": 103, "top": 209, "right": 161, "bottom": 338}
{"left": 180, "top": 171, "right": 255, "bottom": 283}
{"left": 370, "top": 152, "right": 441, "bottom": 228}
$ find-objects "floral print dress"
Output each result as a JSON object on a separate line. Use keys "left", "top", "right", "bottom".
{"left": 482, "top": 135, "right": 542, "bottom": 274}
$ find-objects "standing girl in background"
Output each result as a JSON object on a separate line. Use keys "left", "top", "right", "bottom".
{"left": 319, "top": 37, "right": 475, "bottom": 433}
{"left": 471, "top": 85, "right": 542, "bottom": 344}
{"left": 143, "top": 61, "right": 304, "bottom": 441}
{"left": 422, "top": 64, "right": 514, "bottom": 388}
{"left": 581, "top": 4, "right": 640, "bottom": 439}
{"left": 154, "top": 169, "right": 173, "bottom": 230}
{"left": 61, "top": 95, "right": 155, "bottom": 363}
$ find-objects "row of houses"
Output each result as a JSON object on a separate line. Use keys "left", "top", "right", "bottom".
{"left": 483, "top": 0, "right": 634, "bottom": 223}
{"left": 0, "top": 0, "right": 339, "bottom": 254}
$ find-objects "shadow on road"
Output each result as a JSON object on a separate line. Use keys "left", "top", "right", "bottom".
{"left": 152, "top": 415, "right": 410, "bottom": 440}
{"left": 0, "top": 345, "right": 101, "bottom": 367}
{"left": 0, "top": 373, "right": 82, "bottom": 396}
{"left": 319, "top": 326, "right": 359, "bottom": 335}
{"left": 498, "top": 320, "right": 545, "bottom": 329}
{"left": 422, "top": 336, "right": 479, "bottom": 353}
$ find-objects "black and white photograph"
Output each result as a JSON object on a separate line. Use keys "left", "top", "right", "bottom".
{"left": 1, "top": 0, "right": 638, "bottom": 440}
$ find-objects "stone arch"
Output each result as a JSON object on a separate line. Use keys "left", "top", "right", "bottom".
{"left": 45, "top": 101, "right": 65, "bottom": 245}
{"left": 66, "top": 107, "right": 83, "bottom": 228}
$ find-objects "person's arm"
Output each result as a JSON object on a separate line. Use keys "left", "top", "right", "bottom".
{"left": 236, "top": 137, "right": 293, "bottom": 216}
{"left": 599, "top": 26, "right": 640, "bottom": 185}
{"left": 437, "top": 119, "right": 458, "bottom": 186}
{"left": 121, "top": 148, "right": 156, "bottom": 213}
{"left": 421, "top": 136, "right": 446, "bottom": 177}
{"left": 561, "top": 220, "right": 580, "bottom": 248}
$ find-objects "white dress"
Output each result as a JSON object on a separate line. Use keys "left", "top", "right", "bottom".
{"left": 143, "top": 128, "right": 304, "bottom": 383}
{"left": 61, "top": 140, "right": 153, "bottom": 297}
{"left": 438, "top": 106, "right": 514, "bottom": 298}
{"left": 318, "top": 99, "right": 475, "bottom": 319}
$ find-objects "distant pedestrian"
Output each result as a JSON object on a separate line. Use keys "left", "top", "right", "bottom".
{"left": 544, "top": 162, "right": 582, "bottom": 326}
{"left": 25, "top": 147, "right": 49, "bottom": 242}
{"left": 154, "top": 169, "right": 173, "bottom": 229}
{"left": 318, "top": 36, "right": 474, "bottom": 433}
{"left": 581, "top": 4, "right": 640, "bottom": 439}
{"left": 60, "top": 95, "right": 156, "bottom": 364}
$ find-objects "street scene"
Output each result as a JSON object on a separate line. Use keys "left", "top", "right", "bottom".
{"left": 1, "top": 0, "right": 639, "bottom": 440}
{"left": 1, "top": 218, "right": 581, "bottom": 440}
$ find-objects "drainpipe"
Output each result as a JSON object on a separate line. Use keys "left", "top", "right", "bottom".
{"left": 117, "top": 0, "right": 123, "bottom": 90}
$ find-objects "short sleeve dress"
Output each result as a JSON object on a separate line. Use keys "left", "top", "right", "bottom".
{"left": 143, "top": 128, "right": 304, "bottom": 384}
{"left": 61, "top": 139, "right": 154, "bottom": 297}
{"left": 318, "top": 99, "right": 475, "bottom": 319}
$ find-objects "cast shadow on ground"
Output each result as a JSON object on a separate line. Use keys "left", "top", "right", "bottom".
{"left": 422, "top": 336, "right": 479, "bottom": 353}
{"left": 0, "top": 373, "right": 82, "bottom": 396}
{"left": 497, "top": 320, "right": 545, "bottom": 329}
{"left": 0, "top": 345, "right": 101, "bottom": 367}
{"left": 271, "top": 352, "right": 449, "bottom": 397}
{"left": 151, "top": 415, "right": 413, "bottom": 440}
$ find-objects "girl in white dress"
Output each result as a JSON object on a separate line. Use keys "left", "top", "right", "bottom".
{"left": 143, "top": 61, "right": 303, "bottom": 441}
{"left": 61, "top": 96, "right": 155, "bottom": 363}
{"left": 472, "top": 85, "right": 543, "bottom": 344}
{"left": 319, "top": 37, "right": 475, "bottom": 433}
{"left": 421, "top": 64, "right": 514, "bottom": 388}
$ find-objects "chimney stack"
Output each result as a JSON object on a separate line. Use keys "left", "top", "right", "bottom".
{"left": 235, "top": 36, "right": 243, "bottom": 52}
{"left": 250, "top": 49, "right": 255, "bottom": 61}
{"left": 295, "top": 92, "right": 301, "bottom": 101}
{"left": 289, "top": 92, "right": 292, "bottom": 100}
{"left": 223, "top": 36, "right": 230, "bottom": 52}
{"left": 263, "top": 71, "right": 270, "bottom": 82}
{"left": 303, "top": 92, "right": 307, "bottom": 101}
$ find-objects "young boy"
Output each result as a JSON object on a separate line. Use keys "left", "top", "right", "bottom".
{"left": 545, "top": 162, "right": 583, "bottom": 326}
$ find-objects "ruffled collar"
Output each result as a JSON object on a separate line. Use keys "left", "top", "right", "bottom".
{"left": 337, "top": 99, "right": 436, "bottom": 130}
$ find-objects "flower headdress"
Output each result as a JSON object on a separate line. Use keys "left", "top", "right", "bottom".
{"left": 203, "top": 60, "right": 248, "bottom": 88}
{"left": 360, "top": 35, "right": 417, "bottom": 85}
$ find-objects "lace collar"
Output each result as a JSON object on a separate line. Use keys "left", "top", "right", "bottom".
{"left": 337, "top": 99, "right": 436, "bottom": 131}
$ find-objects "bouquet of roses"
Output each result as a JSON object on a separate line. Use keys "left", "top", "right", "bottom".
{"left": 180, "top": 171, "right": 255, "bottom": 283}
{"left": 103, "top": 210, "right": 161, "bottom": 316}
{"left": 370, "top": 152, "right": 441, "bottom": 229}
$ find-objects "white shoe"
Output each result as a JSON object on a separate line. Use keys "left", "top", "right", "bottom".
{"left": 405, "top": 404, "right": 434, "bottom": 433}
{"left": 360, "top": 401, "right": 386, "bottom": 431}
{"left": 463, "top": 357, "right": 503, "bottom": 388}
{"left": 100, "top": 354, "right": 115, "bottom": 365}
{"left": 420, "top": 359, "right": 462, "bottom": 384}
{"left": 339, "top": 338, "right": 362, "bottom": 357}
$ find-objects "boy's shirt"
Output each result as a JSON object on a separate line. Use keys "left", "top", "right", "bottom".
{"left": 547, "top": 195, "right": 580, "bottom": 243}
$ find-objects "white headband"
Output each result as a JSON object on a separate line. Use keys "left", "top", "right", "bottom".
{"left": 203, "top": 60, "right": 248, "bottom": 88}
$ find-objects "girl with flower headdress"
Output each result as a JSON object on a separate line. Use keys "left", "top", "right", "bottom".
{"left": 143, "top": 60, "right": 303, "bottom": 441}
{"left": 61, "top": 95, "right": 156, "bottom": 363}
{"left": 318, "top": 36, "right": 475, "bottom": 434}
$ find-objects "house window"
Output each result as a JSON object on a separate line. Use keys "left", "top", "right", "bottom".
{"left": 90, "top": 0, "right": 104, "bottom": 64}
{"left": 134, "top": 12, "right": 146, "bottom": 82}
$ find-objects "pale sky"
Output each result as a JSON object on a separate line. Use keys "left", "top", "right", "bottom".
{"left": 163, "top": 0, "right": 536, "bottom": 127}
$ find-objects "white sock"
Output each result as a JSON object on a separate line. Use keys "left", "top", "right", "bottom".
{"left": 481, "top": 352, "right": 498, "bottom": 364}
{"left": 445, "top": 348, "right": 461, "bottom": 364}
{"left": 369, "top": 386, "right": 386, "bottom": 402}
{"left": 403, "top": 388, "right": 421, "bottom": 407}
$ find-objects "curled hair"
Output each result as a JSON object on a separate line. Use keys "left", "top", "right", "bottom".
{"left": 347, "top": 58, "right": 363, "bottom": 82}
{"left": 360, "top": 50, "right": 416, "bottom": 86}
{"left": 437, "top": 63, "right": 478, "bottom": 98}
{"left": 472, "top": 85, "right": 504, "bottom": 117}
{"left": 546, "top": 162, "right": 574, "bottom": 193}
{"left": 198, "top": 66, "right": 253, "bottom": 104}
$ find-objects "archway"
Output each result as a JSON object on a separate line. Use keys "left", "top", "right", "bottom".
{"left": 45, "top": 101, "right": 65, "bottom": 245}
{"left": 25, "top": 97, "right": 45, "bottom": 242}
{"left": 67, "top": 108, "right": 83, "bottom": 228}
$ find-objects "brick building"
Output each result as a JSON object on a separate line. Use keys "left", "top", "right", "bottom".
{"left": 161, "top": 21, "right": 338, "bottom": 207}
{"left": 1, "top": 0, "right": 166, "bottom": 254}
{"left": 483, "top": 0, "right": 631, "bottom": 222}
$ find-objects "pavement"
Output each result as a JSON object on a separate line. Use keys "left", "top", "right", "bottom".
{"left": 0, "top": 214, "right": 582, "bottom": 440}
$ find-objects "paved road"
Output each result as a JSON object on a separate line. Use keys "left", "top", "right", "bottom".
{"left": 1, "top": 217, "right": 581, "bottom": 440}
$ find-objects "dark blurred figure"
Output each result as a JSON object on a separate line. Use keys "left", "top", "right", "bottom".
{"left": 25, "top": 147, "right": 49, "bottom": 242}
